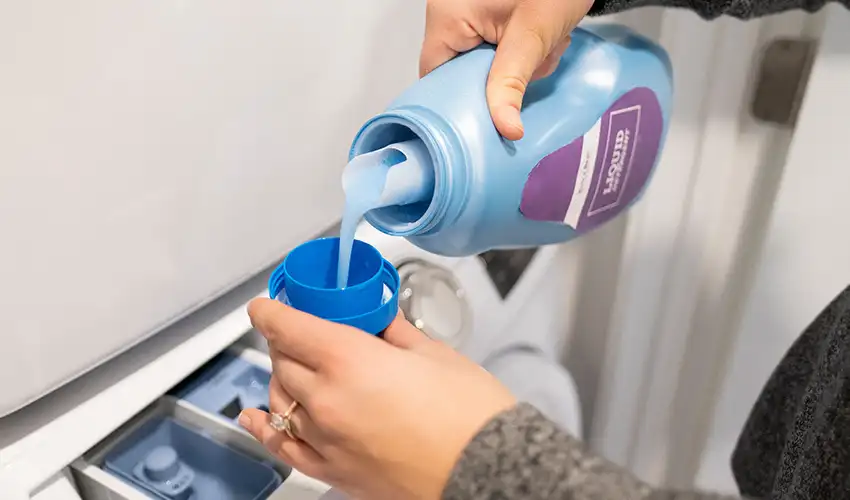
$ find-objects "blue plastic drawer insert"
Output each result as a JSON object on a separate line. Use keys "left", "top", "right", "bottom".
{"left": 103, "top": 417, "right": 282, "bottom": 500}
{"left": 171, "top": 352, "right": 271, "bottom": 426}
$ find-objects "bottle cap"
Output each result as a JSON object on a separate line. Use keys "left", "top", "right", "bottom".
{"left": 268, "top": 237, "right": 400, "bottom": 335}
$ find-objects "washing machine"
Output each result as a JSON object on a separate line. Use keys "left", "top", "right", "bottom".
{"left": 354, "top": 223, "right": 583, "bottom": 437}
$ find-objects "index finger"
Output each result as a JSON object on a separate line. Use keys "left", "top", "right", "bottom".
{"left": 248, "top": 298, "right": 360, "bottom": 369}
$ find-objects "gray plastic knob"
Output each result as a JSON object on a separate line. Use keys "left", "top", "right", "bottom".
{"left": 143, "top": 446, "right": 181, "bottom": 482}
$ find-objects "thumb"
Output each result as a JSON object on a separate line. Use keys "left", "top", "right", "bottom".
{"left": 487, "top": 2, "right": 585, "bottom": 140}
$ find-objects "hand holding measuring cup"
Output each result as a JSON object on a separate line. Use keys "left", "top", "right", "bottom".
{"left": 239, "top": 299, "right": 517, "bottom": 500}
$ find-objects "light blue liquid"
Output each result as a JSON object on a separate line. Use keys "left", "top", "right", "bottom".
{"left": 337, "top": 147, "right": 424, "bottom": 288}
{"left": 337, "top": 164, "right": 387, "bottom": 289}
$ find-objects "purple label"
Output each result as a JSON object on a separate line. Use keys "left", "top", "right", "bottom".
{"left": 520, "top": 87, "right": 663, "bottom": 233}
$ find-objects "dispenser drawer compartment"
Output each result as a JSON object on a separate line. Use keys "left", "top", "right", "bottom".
{"left": 72, "top": 387, "right": 330, "bottom": 499}
{"left": 169, "top": 345, "right": 277, "bottom": 428}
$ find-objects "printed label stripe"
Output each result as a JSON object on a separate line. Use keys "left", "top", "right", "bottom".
{"left": 563, "top": 117, "right": 602, "bottom": 229}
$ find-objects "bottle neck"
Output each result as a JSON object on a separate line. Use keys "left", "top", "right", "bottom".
{"left": 349, "top": 106, "right": 467, "bottom": 237}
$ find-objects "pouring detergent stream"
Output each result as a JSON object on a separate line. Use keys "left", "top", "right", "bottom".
{"left": 337, "top": 139, "right": 435, "bottom": 289}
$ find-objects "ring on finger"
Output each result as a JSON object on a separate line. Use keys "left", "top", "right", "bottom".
{"left": 270, "top": 400, "right": 300, "bottom": 440}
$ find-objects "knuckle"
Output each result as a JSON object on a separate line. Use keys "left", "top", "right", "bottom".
{"left": 316, "top": 462, "right": 345, "bottom": 487}
{"left": 456, "top": 19, "right": 479, "bottom": 41}
{"left": 307, "top": 393, "right": 340, "bottom": 428}
{"left": 488, "top": 75, "right": 527, "bottom": 106}
{"left": 521, "top": 25, "right": 553, "bottom": 59}
{"left": 316, "top": 348, "right": 346, "bottom": 373}
{"left": 499, "top": 74, "right": 529, "bottom": 94}
{"left": 299, "top": 462, "right": 326, "bottom": 482}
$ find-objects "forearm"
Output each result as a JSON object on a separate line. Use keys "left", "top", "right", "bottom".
{"left": 588, "top": 0, "right": 844, "bottom": 19}
{"left": 443, "top": 403, "right": 748, "bottom": 500}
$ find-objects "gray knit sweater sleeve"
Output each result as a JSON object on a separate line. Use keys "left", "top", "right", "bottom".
{"left": 441, "top": 0, "right": 847, "bottom": 496}
{"left": 443, "top": 403, "right": 748, "bottom": 500}
{"left": 587, "top": 0, "right": 845, "bottom": 18}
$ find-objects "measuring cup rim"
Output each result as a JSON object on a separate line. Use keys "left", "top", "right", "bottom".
{"left": 282, "top": 237, "right": 383, "bottom": 293}
{"left": 322, "top": 261, "right": 400, "bottom": 322}
{"left": 274, "top": 260, "right": 400, "bottom": 332}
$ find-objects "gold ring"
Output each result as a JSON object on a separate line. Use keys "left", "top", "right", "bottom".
{"left": 269, "top": 400, "right": 299, "bottom": 439}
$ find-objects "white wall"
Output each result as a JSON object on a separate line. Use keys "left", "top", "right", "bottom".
{"left": 694, "top": 8, "right": 850, "bottom": 490}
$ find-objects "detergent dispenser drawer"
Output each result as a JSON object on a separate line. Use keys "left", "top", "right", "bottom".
{"left": 72, "top": 347, "right": 331, "bottom": 500}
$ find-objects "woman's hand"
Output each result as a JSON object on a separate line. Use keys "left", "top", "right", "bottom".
{"left": 239, "top": 299, "right": 517, "bottom": 500}
{"left": 420, "top": 0, "right": 594, "bottom": 141}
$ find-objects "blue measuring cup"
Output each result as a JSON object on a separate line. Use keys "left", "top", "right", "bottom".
{"left": 269, "top": 237, "right": 400, "bottom": 335}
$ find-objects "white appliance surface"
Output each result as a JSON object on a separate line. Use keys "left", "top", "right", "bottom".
{"left": 0, "top": 1, "right": 424, "bottom": 418}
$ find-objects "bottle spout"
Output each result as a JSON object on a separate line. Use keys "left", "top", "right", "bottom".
{"left": 378, "top": 139, "right": 435, "bottom": 207}
{"left": 342, "top": 139, "right": 435, "bottom": 210}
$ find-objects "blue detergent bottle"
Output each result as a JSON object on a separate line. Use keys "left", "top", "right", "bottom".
{"left": 270, "top": 23, "right": 672, "bottom": 336}
{"left": 345, "top": 23, "right": 673, "bottom": 257}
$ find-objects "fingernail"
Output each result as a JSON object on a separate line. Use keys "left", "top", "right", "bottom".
{"left": 498, "top": 106, "right": 524, "bottom": 137}
{"left": 238, "top": 412, "right": 252, "bottom": 430}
